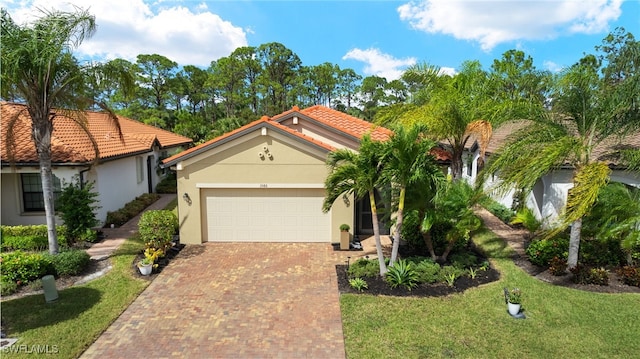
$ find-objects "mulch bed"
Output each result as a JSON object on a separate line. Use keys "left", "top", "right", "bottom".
{"left": 336, "top": 263, "right": 500, "bottom": 297}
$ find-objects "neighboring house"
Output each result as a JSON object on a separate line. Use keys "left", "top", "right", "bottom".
{"left": 1, "top": 102, "right": 192, "bottom": 226}
{"left": 162, "top": 105, "right": 399, "bottom": 245}
{"left": 462, "top": 122, "right": 640, "bottom": 226}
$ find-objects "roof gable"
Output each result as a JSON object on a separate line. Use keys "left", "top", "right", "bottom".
{"left": 1, "top": 102, "right": 192, "bottom": 164}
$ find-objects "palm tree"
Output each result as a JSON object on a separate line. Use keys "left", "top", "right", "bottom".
{"left": 323, "top": 136, "right": 388, "bottom": 276}
{"left": 483, "top": 36, "right": 640, "bottom": 269}
{"left": 1, "top": 8, "right": 131, "bottom": 254}
{"left": 380, "top": 124, "right": 445, "bottom": 265}
{"left": 398, "top": 61, "right": 494, "bottom": 180}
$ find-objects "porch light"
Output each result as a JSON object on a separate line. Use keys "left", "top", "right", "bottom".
{"left": 182, "top": 193, "right": 192, "bottom": 205}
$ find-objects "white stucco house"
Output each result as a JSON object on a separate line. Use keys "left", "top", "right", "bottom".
{"left": 460, "top": 121, "right": 640, "bottom": 226}
{"left": 1, "top": 102, "right": 192, "bottom": 226}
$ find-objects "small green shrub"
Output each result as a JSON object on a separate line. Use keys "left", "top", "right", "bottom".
{"left": 386, "top": 259, "right": 419, "bottom": 290}
{"left": 450, "top": 252, "right": 478, "bottom": 269}
{"left": 549, "top": 256, "right": 568, "bottom": 276}
{"left": 510, "top": 207, "right": 541, "bottom": 232}
{"left": 56, "top": 178, "right": 100, "bottom": 244}
{"left": 525, "top": 237, "right": 569, "bottom": 267}
{"left": 468, "top": 267, "right": 478, "bottom": 279}
{"left": 570, "top": 265, "right": 609, "bottom": 286}
{"left": 413, "top": 259, "right": 441, "bottom": 284}
{"left": 480, "top": 197, "right": 515, "bottom": 224}
{"left": 0, "top": 251, "right": 55, "bottom": 284}
{"left": 349, "top": 277, "right": 368, "bottom": 291}
{"left": 438, "top": 265, "right": 465, "bottom": 284}
{"left": 1, "top": 225, "right": 68, "bottom": 248}
{"left": 138, "top": 210, "right": 178, "bottom": 255}
{"left": 1, "top": 235, "right": 48, "bottom": 251}
{"left": 47, "top": 249, "right": 91, "bottom": 276}
{"left": 155, "top": 172, "right": 177, "bottom": 193}
{"left": 1, "top": 277, "right": 19, "bottom": 296}
{"left": 617, "top": 266, "right": 640, "bottom": 287}
{"left": 105, "top": 193, "right": 161, "bottom": 227}
{"left": 347, "top": 258, "right": 380, "bottom": 278}
{"left": 580, "top": 238, "right": 625, "bottom": 267}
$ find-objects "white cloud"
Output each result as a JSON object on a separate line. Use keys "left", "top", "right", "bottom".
{"left": 343, "top": 48, "right": 416, "bottom": 81}
{"left": 397, "top": 0, "right": 622, "bottom": 51}
{"left": 5, "top": 0, "right": 248, "bottom": 67}
{"left": 543, "top": 61, "right": 564, "bottom": 73}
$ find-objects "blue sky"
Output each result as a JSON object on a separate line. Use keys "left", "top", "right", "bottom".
{"left": 4, "top": 0, "right": 639, "bottom": 79}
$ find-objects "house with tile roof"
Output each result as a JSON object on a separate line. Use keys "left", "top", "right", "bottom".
{"left": 460, "top": 121, "right": 640, "bottom": 225}
{"left": 1, "top": 102, "right": 192, "bottom": 226}
{"left": 162, "top": 105, "right": 401, "bottom": 245}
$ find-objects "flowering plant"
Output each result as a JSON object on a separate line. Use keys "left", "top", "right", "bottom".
{"left": 508, "top": 288, "right": 522, "bottom": 304}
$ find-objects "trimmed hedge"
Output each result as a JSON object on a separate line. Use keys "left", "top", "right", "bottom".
{"left": 46, "top": 249, "right": 91, "bottom": 276}
{"left": 138, "top": 210, "right": 178, "bottom": 255}
{"left": 525, "top": 237, "right": 569, "bottom": 267}
{"left": 0, "top": 225, "right": 68, "bottom": 250}
{"left": 0, "top": 251, "right": 56, "bottom": 284}
{"left": 105, "top": 193, "right": 160, "bottom": 227}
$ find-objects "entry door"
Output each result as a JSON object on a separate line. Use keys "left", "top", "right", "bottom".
{"left": 355, "top": 191, "right": 389, "bottom": 236}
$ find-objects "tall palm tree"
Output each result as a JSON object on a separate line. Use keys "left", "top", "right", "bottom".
{"left": 399, "top": 61, "right": 494, "bottom": 180}
{"left": 380, "top": 124, "right": 445, "bottom": 265}
{"left": 484, "top": 45, "right": 639, "bottom": 268}
{"left": 323, "top": 136, "right": 388, "bottom": 276}
{"left": 1, "top": 8, "right": 131, "bottom": 254}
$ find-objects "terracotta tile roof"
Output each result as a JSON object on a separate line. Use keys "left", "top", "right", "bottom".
{"left": 295, "top": 105, "right": 392, "bottom": 141}
{"left": 162, "top": 115, "right": 336, "bottom": 166}
{"left": 1, "top": 102, "right": 192, "bottom": 164}
{"left": 486, "top": 120, "right": 640, "bottom": 167}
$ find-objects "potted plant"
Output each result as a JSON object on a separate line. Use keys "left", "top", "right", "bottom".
{"left": 340, "top": 224, "right": 350, "bottom": 250}
{"left": 138, "top": 256, "right": 153, "bottom": 276}
{"left": 506, "top": 288, "right": 522, "bottom": 315}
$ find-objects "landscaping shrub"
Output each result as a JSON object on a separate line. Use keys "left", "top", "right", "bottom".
{"left": 1, "top": 235, "right": 49, "bottom": 251}
{"left": 47, "top": 249, "right": 91, "bottom": 276}
{"left": 386, "top": 259, "right": 419, "bottom": 290}
{"left": 479, "top": 197, "right": 515, "bottom": 224}
{"left": 0, "top": 251, "right": 55, "bottom": 284}
{"left": 104, "top": 193, "right": 161, "bottom": 227}
{"left": 549, "top": 256, "right": 568, "bottom": 276}
{"left": 525, "top": 236, "right": 569, "bottom": 267}
{"left": 400, "top": 210, "right": 426, "bottom": 252}
{"left": 579, "top": 237, "right": 626, "bottom": 267}
{"left": 349, "top": 277, "right": 368, "bottom": 291}
{"left": 138, "top": 210, "right": 178, "bottom": 255}
{"left": 450, "top": 252, "right": 479, "bottom": 269}
{"left": 570, "top": 264, "right": 609, "bottom": 285}
{"left": 510, "top": 207, "right": 541, "bottom": 232}
{"left": 413, "top": 259, "right": 441, "bottom": 284}
{"left": 56, "top": 178, "right": 100, "bottom": 244}
{"left": 347, "top": 258, "right": 380, "bottom": 278}
{"left": 156, "top": 172, "right": 177, "bottom": 193}
{"left": 1, "top": 225, "right": 68, "bottom": 247}
{"left": 617, "top": 266, "right": 640, "bottom": 287}
{"left": 1, "top": 277, "right": 19, "bottom": 296}
{"left": 438, "top": 265, "right": 465, "bottom": 284}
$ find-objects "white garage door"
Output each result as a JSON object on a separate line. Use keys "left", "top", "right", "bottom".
{"left": 205, "top": 188, "right": 330, "bottom": 242}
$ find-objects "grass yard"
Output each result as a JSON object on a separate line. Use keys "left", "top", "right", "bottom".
{"left": 341, "top": 229, "right": 640, "bottom": 359}
{"left": 1, "top": 238, "right": 149, "bottom": 359}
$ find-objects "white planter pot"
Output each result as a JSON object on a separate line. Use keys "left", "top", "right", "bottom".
{"left": 138, "top": 263, "right": 152, "bottom": 276}
{"left": 508, "top": 302, "right": 521, "bottom": 316}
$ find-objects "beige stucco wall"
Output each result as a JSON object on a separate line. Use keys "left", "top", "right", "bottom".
{"left": 175, "top": 128, "right": 354, "bottom": 244}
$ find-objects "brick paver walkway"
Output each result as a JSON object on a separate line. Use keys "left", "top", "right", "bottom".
{"left": 81, "top": 242, "right": 346, "bottom": 358}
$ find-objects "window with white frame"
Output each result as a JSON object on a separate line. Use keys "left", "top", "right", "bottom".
{"left": 136, "top": 156, "right": 144, "bottom": 183}
{"left": 21, "top": 173, "right": 61, "bottom": 212}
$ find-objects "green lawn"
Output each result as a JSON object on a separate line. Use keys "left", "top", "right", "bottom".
{"left": 1, "top": 238, "right": 149, "bottom": 359}
{"left": 341, "top": 229, "right": 640, "bottom": 359}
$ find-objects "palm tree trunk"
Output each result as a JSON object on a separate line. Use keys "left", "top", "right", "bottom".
{"left": 370, "top": 190, "right": 387, "bottom": 276}
{"left": 39, "top": 150, "right": 59, "bottom": 255}
{"left": 567, "top": 218, "right": 582, "bottom": 269}
{"left": 451, "top": 147, "right": 464, "bottom": 180}
{"left": 439, "top": 237, "right": 456, "bottom": 263}
{"left": 421, "top": 231, "right": 437, "bottom": 261}
{"left": 389, "top": 187, "right": 405, "bottom": 265}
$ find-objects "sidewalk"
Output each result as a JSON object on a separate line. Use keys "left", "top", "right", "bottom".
{"left": 86, "top": 194, "right": 176, "bottom": 260}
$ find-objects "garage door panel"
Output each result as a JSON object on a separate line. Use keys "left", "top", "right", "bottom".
{"left": 205, "top": 188, "right": 330, "bottom": 242}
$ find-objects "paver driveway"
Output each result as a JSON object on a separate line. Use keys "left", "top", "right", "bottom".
{"left": 82, "top": 243, "right": 347, "bottom": 358}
